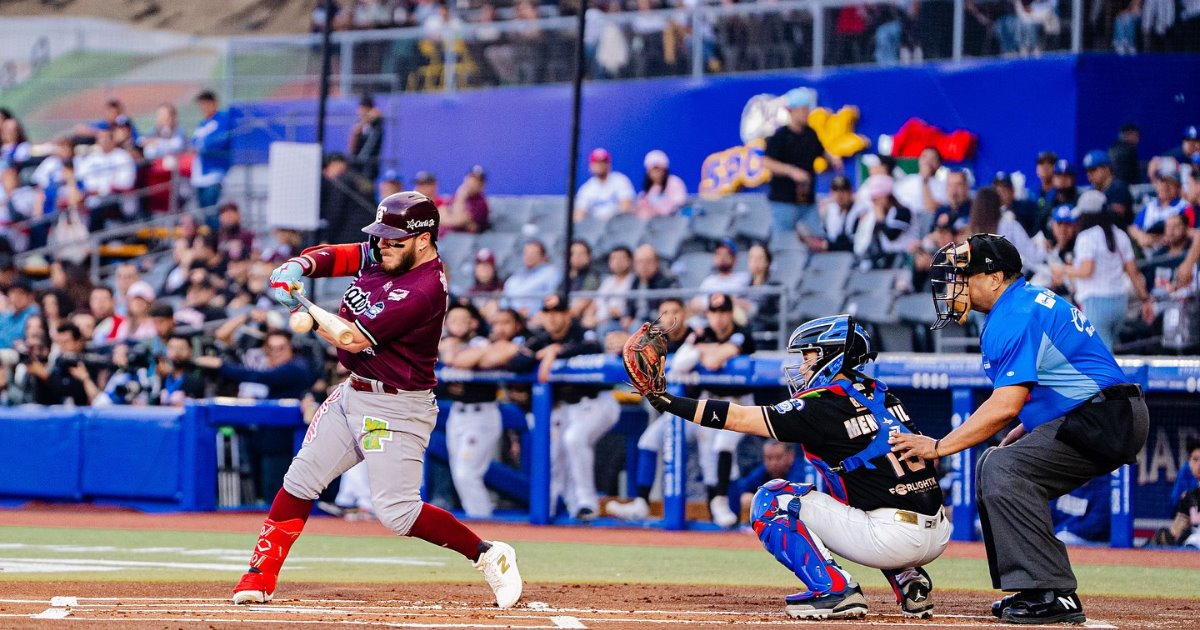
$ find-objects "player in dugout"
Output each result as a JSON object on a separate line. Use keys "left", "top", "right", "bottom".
{"left": 622, "top": 314, "right": 950, "bottom": 620}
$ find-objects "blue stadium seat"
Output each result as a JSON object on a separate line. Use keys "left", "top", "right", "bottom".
{"left": 488, "top": 196, "right": 533, "bottom": 233}
{"left": 596, "top": 214, "right": 647, "bottom": 255}
{"left": 571, "top": 216, "right": 607, "bottom": 249}
{"left": 643, "top": 215, "right": 690, "bottom": 261}
{"left": 671, "top": 251, "right": 714, "bottom": 289}
{"left": 438, "top": 232, "right": 477, "bottom": 272}
{"left": 690, "top": 204, "right": 735, "bottom": 243}
{"left": 732, "top": 196, "right": 772, "bottom": 242}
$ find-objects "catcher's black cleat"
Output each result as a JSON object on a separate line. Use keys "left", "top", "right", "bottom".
{"left": 1000, "top": 590, "right": 1086, "bottom": 625}
{"left": 784, "top": 584, "right": 868, "bottom": 620}
{"left": 890, "top": 566, "right": 934, "bottom": 619}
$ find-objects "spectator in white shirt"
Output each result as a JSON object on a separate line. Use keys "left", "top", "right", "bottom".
{"left": 1130, "top": 163, "right": 1196, "bottom": 250}
{"left": 592, "top": 245, "right": 636, "bottom": 333}
{"left": 690, "top": 238, "right": 750, "bottom": 313}
{"left": 893, "top": 146, "right": 949, "bottom": 218}
{"left": 139, "top": 104, "right": 186, "bottom": 160}
{"left": 575, "top": 148, "right": 635, "bottom": 221}
{"left": 0, "top": 117, "right": 31, "bottom": 167}
{"left": 503, "top": 239, "right": 562, "bottom": 316}
{"left": 635, "top": 150, "right": 687, "bottom": 218}
{"left": 75, "top": 126, "right": 136, "bottom": 232}
{"left": 1051, "top": 190, "right": 1152, "bottom": 350}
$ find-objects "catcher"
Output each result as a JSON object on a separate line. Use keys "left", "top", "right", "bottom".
{"left": 623, "top": 314, "right": 950, "bottom": 620}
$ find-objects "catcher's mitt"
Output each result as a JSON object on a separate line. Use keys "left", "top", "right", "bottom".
{"left": 623, "top": 321, "right": 669, "bottom": 401}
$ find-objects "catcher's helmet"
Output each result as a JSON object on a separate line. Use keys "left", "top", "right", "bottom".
{"left": 363, "top": 191, "right": 440, "bottom": 242}
{"left": 783, "top": 314, "right": 875, "bottom": 395}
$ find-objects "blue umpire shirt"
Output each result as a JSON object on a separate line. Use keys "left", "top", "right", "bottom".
{"left": 980, "top": 277, "right": 1129, "bottom": 431}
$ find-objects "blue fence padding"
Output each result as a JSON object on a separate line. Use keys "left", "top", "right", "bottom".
{"left": 231, "top": 55, "right": 1200, "bottom": 195}
{"left": 0, "top": 408, "right": 83, "bottom": 500}
{"left": 81, "top": 408, "right": 184, "bottom": 501}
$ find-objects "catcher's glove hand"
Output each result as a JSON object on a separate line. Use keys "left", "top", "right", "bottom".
{"left": 623, "top": 321, "right": 670, "bottom": 411}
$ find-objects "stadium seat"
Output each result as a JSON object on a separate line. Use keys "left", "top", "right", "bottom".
{"left": 732, "top": 197, "right": 772, "bottom": 242}
{"left": 596, "top": 214, "right": 647, "bottom": 255}
{"left": 438, "top": 232, "right": 477, "bottom": 271}
{"left": 768, "top": 229, "right": 805, "bottom": 253}
{"left": 477, "top": 232, "right": 521, "bottom": 271}
{"left": 671, "top": 251, "right": 714, "bottom": 288}
{"left": 572, "top": 216, "right": 607, "bottom": 249}
{"left": 846, "top": 268, "right": 898, "bottom": 297}
{"left": 690, "top": 204, "right": 735, "bottom": 243}
{"left": 488, "top": 197, "right": 533, "bottom": 233}
{"left": 803, "top": 252, "right": 856, "bottom": 291}
{"left": 643, "top": 215, "right": 690, "bottom": 260}
{"left": 893, "top": 292, "right": 935, "bottom": 326}
{"left": 770, "top": 249, "right": 809, "bottom": 293}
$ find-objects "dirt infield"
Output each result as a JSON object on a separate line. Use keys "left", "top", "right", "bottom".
{"left": 1, "top": 581, "right": 1198, "bottom": 629}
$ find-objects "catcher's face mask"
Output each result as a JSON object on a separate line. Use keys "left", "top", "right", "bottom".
{"left": 929, "top": 241, "right": 973, "bottom": 330}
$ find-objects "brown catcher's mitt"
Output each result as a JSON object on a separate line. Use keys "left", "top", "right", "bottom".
{"left": 623, "top": 321, "right": 669, "bottom": 400}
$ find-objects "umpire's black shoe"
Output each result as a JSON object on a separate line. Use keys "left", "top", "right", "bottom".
{"left": 1000, "top": 590, "right": 1086, "bottom": 625}
{"left": 991, "top": 593, "right": 1019, "bottom": 618}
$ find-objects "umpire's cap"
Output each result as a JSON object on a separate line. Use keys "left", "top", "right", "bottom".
{"left": 961, "top": 234, "right": 1022, "bottom": 276}
{"left": 363, "top": 191, "right": 440, "bottom": 242}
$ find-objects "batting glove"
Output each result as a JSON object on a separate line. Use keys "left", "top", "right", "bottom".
{"left": 269, "top": 259, "right": 305, "bottom": 311}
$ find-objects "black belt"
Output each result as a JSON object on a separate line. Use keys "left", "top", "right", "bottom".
{"left": 1090, "top": 384, "right": 1142, "bottom": 403}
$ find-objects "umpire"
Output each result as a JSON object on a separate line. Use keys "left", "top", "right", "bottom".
{"left": 890, "top": 233, "right": 1149, "bottom": 625}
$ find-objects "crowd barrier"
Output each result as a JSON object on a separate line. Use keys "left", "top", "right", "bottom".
{"left": 2, "top": 354, "right": 1196, "bottom": 548}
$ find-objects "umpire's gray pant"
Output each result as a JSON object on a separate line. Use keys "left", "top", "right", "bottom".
{"left": 975, "top": 399, "right": 1148, "bottom": 592}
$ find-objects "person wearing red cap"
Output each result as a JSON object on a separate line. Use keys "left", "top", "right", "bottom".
{"left": 575, "top": 148, "right": 635, "bottom": 222}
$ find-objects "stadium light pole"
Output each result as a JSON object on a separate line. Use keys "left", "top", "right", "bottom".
{"left": 560, "top": 0, "right": 587, "bottom": 301}
{"left": 316, "top": 0, "right": 336, "bottom": 148}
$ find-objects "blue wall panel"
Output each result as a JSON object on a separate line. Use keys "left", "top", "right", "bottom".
{"left": 81, "top": 408, "right": 184, "bottom": 501}
{"left": 0, "top": 409, "right": 83, "bottom": 500}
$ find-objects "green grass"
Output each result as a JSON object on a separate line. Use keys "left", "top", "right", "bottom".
{"left": 0, "top": 52, "right": 143, "bottom": 112}
{"left": 1, "top": 526, "right": 1197, "bottom": 599}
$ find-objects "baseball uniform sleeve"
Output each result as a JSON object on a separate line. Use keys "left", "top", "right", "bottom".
{"left": 760, "top": 391, "right": 837, "bottom": 446}
{"left": 353, "top": 286, "right": 440, "bottom": 347}
{"left": 983, "top": 320, "right": 1040, "bottom": 389}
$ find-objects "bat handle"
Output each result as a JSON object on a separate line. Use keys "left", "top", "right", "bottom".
{"left": 336, "top": 330, "right": 355, "bottom": 345}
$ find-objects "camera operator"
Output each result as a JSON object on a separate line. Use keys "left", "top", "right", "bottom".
{"left": 1, "top": 327, "right": 50, "bottom": 405}
{"left": 148, "top": 334, "right": 206, "bottom": 407}
{"left": 34, "top": 323, "right": 106, "bottom": 406}
{"left": 193, "top": 330, "right": 314, "bottom": 399}
{"left": 94, "top": 343, "right": 155, "bottom": 406}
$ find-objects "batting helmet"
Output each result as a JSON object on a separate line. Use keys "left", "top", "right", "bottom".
{"left": 362, "top": 191, "right": 440, "bottom": 242}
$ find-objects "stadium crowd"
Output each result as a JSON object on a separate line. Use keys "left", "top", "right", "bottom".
{"left": 1, "top": 80, "right": 1198, "bottom": 529}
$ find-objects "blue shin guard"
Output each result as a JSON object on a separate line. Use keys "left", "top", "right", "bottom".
{"left": 751, "top": 479, "right": 852, "bottom": 600}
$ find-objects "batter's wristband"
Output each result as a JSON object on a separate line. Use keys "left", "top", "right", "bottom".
{"left": 660, "top": 393, "right": 700, "bottom": 423}
{"left": 700, "top": 399, "right": 730, "bottom": 430}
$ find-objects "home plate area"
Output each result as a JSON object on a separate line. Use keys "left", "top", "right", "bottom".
{"left": 0, "top": 583, "right": 1189, "bottom": 628}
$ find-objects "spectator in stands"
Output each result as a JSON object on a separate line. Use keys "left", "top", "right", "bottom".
{"left": 37, "top": 290, "right": 72, "bottom": 336}
{"left": 1110, "top": 123, "right": 1141, "bottom": 186}
{"left": 468, "top": 248, "right": 505, "bottom": 296}
{"left": 862, "top": 174, "right": 915, "bottom": 270}
{"left": 1048, "top": 158, "right": 1080, "bottom": 211}
{"left": 762, "top": 88, "right": 843, "bottom": 238}
{"left": 320, "top": 152, "right": 376, "bottom": 244}
{"left": 745, "top": 243, "right": 781, "bottom": 334}
{"left": 149, "top": 334, "right": 207, "bottom": 406}
{"left": 592, "top": 245, "right": 635, "bottom": 334}
{"left": 89, "top": 286, "right": 127, "bottom": 345}
{"left": 894, "top": 146, "right": 949, "bottom": 217}
{"left": 442, "top": 165, "right": 490, "bottom": 234}
{"left": 1031, "top": 150, "right": 1058, "bottom": 210}
{"left": 414, "top": 171, "right": 450, "bottom": 208}
{"left": 0, "top": 117, "right": 31, "bottom": 167}
{"left": 1130, "top": 162, "right": 1196, "bottom": 250}
{"left": 31, "top": 135, "right": 74, "bottom": 201}
{"left": 0, "top": 279, "right": 39, "bottom": 349}
{"left": 627, "top": 243, "right": 678, "bottom": 322}
{"left": 139, "top": 103, "right": 186, "bottom": 160}
{"left": 502, "top": 238, "right": 561, "bottom": 315}
{"left": 965, "top": 187, "right": 1043, "bottom": 266}
{"left": 1142, "top": 214, "right": 1192, "bottom": 292}
{"left": 123, "top": 281, "right": 158, "bottom": 341}
{"left": 177, "top": 275, "right": 227, "bottom": 327}
{"left": 1083, "top": 149, "right": 1135, "bottom": 228}
{"left": 262, "top": 226, "right": 303, "bottom": 263}
{"left": 4, "top": 325, "right": 49, "bottom": 405}
{"left": 378, "top": 170, "right": 403, "bottom": 200}
{"left": 0, "top": 166, "right": 37, "bottom": 251}
{"left": 112, "top": 262, "right": 140, "bottom": 316}
{"left": 112, "top": 117, "right": 137, "bottom": 152}
{"left": 1148, "top": 440, "right": 1200, "bottom": 547}
{"left": 1164, "top": 125, "right": 1200, "bottom": 166}
{"left": 436, "top": 302, "right": 503, "bottom": 518}
{"left": 635, "top": 150, "right": 687, "bottom": 218}
{"left": 1014, "top": 0, "right": 1057, "bottom": 55}
{"left": 932, "top": 170, "right": 973, "bottom": 234}
{"left": 575, "top": 148, "right": 635, "bottom": 221}
{"left": 565, "top": 239, "right": 601, "bottom": 318}
{"left": 71, "top": 312, "right": 97, "bottom": 345}
{"left": 1052, "top": 190, "right": 1152, "bottom": 349}
{"left": 195, "top": 330, "right": 314, "bottom": 399}
{"left": 820, "top": 174, "right": 860, "bottom": 252}
{"left": 348, "top": 94, "right": 384, "bottom": 181}
{"left": 50, "top": 262, "right": 92, "bottom": 321}
{"left": 76, "top": 125, "right": 137, "bottom": 232}
{"left": 1035, "top": 204, "right": 1080, "bottom": 294}
{"left": 93, "top": 99, "right": 139, "bottom": 142}
{"left": 191, "top": 90, "right": 233, "bottom": 209}
{"left": 35, "top": 322, "right": 103, "bottom": 406}
{"left": 993, "top": 171, "right": 1040, "bottom": 238}
{"left": 693, "top": 239, "right": 749, "bottom": 312}
{"left": 509, "top": 293, "right": 616, "bottom": 521}
{"left": 216, "top": 202, "right": 255, "bottom": 264}
{"left": 727, "top": 440, "right": 800, "bottom": 524}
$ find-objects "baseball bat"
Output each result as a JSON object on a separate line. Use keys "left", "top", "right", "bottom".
{"left": 291, "top": 287, "right": 356, "bottom": 346}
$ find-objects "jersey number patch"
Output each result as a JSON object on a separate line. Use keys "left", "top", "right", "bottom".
{"left": 362, "top": 416, "right": 393, "bottom": 451}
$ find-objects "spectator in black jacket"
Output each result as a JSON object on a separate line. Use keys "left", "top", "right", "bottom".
{"left": 35, "top": 323, "right": 104, "bottom": 406}
{"left": 348, "top": 94, "right": 384, "bottom": 181}
{"left": 194, "top": 330, "right": 315, "bottom": 399}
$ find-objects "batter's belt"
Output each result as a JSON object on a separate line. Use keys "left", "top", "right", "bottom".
{"left": 349, "top": 373, "right": 403, "bottom": 395}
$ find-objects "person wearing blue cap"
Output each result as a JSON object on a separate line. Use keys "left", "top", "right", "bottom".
{"left": 1082, "top": 149, "right": 1134, "bottom": 228}
{"left": 1130, "top": 161, "right": 1197, "bottom": 250}
{"left": 763, "top": 88, "right": 844, "bottom": 240}
{"left": 1044, "top": 203, "right": 1080, "bottom": 291}
{"left": 1047, "top": 159, "right": 1079, "bottom": 211}
{"left": 1164, "top": 125, "right": 1200, "bottom": 167}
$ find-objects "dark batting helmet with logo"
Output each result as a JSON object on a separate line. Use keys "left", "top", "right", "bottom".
{"left": 363, "top": 191, "right": 440, "bottom": 242}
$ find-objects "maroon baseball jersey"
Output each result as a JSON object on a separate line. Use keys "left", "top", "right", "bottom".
{"left": 337, "top": 257, "right": 448, "bottom": 390}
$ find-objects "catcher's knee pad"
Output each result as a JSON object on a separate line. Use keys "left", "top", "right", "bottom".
{"left": 751, "top": 480, "right": 850, "bottom": 596}
{"left": 376, "top": 498, "right": 423, "bottom": 536}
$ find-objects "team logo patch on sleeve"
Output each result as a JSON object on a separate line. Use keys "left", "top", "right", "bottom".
{"left": 773, "top": 399, "right": 804, "bottom": 414}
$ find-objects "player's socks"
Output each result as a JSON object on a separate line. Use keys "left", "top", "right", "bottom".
{"left": 267, "top": 488, "right": 315, "bottom": 523}
{"left": 408, "top": 502, "right": 485, "bottom": 561}
{"left": 635, "top": 449, "right": 657, "bottom": 500}
{"left": 715, "top": 451, "right": 733, "bottom": 496}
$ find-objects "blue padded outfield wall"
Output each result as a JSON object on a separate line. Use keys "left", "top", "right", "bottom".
{"left": 231, "top": 55, "right": 1200, "bottom": 195}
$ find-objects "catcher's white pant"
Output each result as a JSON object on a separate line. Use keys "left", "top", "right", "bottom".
{"left": 696, "top": 393, "right": 752, "bottom": 487}
{"left": 798, "top": 489, "right": 951, "bottom": 570}
{"left": 551, "top": 393, "right": 620, "bottom": 515}
{"left": 334, "top": 462, "right": 373, "bottom": 510}
{"left": 445, "top": 401, "right": 502, "bottom": 518}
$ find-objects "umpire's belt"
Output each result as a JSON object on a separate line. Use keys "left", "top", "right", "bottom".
{"left": 1089, "top": 383, "right": 1142, "bottom": 403}
{"left": 349, "top": 374, "right": 401, "bottom": 395}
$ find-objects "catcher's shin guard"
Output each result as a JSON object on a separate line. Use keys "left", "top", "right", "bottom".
{"left": 232, "top": 517, "right": 305, "bottom": 604}
{"left": 751, "top": 479, "right": 853, "bottom": 599}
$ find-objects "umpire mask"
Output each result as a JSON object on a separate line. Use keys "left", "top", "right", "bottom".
{"left": 930, "top": 234, "right": 1022, "bottom": 330}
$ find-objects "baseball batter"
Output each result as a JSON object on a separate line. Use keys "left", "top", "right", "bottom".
{"left": 231, "top": 192, "right": 522, "bottom": 608}
{"left": 624, "top": 314, "right": 949, "bottom": 620}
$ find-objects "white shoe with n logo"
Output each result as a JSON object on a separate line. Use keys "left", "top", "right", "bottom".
{"left": 474, "top": 541, "right": 522, "bottom": 608}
